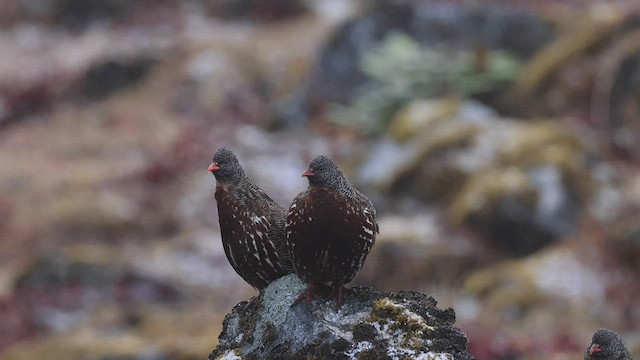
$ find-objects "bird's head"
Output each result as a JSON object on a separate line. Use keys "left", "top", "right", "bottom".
{"left": 586, "top": 328, "right": 628, "bottom": 359}
{"left": 302, "top": 155, "right": 347, "bottom": 190}
{"left": 209, "top": 148, "right": 245, "bottom": 184}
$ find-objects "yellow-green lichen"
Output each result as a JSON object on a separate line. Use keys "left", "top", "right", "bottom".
{"left": 368, "top": 298, "right": 435, "bottom": 350}
{"left": 262, "top": 321, "right": 277, "bottom": 346}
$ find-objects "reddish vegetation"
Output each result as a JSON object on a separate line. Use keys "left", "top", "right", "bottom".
{"left": 0, "top": 296, "right": 39, "bottom": 350}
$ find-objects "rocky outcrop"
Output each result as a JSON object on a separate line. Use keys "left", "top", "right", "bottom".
{"left": 209, "top": 274, "right": 474, "bottom": 360}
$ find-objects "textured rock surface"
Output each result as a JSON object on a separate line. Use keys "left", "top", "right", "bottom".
{"left": 209, "top": 274, "right": 474, "bottom": 360}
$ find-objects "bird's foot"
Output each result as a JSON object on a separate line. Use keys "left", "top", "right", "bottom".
{"left": 241, "top": 294, "right": 261, "bottom": 312}
{"left": 333, "top": 284, "right": 353, "bottom": 308}
{"left": 293, "top": 282, "right": 317, "bottom": 307}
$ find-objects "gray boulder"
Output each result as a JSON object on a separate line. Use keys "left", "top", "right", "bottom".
{"left": 209, "top": 274, "right": 474, "bottom": 360}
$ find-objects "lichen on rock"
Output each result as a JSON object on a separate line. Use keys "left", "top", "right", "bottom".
{"left": 209, "top": 274, "right": 474, "bottom": 360}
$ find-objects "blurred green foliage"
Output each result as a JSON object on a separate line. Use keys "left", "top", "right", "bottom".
{"left": 330, "top": 32, "right": 521, "bottom": 135}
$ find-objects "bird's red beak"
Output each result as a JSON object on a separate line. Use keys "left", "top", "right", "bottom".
{"left": 208, "top": 162, "right": 220, "bottom": 172}
{"left": 302, "top": 168, "right": 315, "bottom": 177}
{"left": 589, "top": 344, "right": 602, "bottom": 355}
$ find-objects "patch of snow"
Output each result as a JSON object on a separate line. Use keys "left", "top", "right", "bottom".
{"left": 531, "top": 249, "right": 605, "bottom": 302}
{"left": 530, "top": 165, "right": 576, "bottom": 236}
{"left": 530, "top": 166, "right": 565, "bottom": 217}
{"left": 233, "top": 332, "right": 244, "bottom": 344}
{"left": 452, "top": 121, "right": 506, "bottom": 173}
{"left": 345, "top": 340, "right": 373, "bottom": 358}
{"left": 312, "top": 0, "right": 358, "bottom": 24}
{"left": 40, "top": 309, "right": 86, "bottom": 332}
{"left": 376, "top": 212, "right": 442, "bottom": 246}
{"left": 358, "top": 138, "right": 415, "bottom": 186}
{"left": 457, "top": 100, "right": 497, "bottom": 123}
{"left": 188, "top": 50, "right": 232, "bottom": 81}
{"left": 217, "top": 350, "right": 242, "bottom": 360}
{"left": 318, "top": 308, "right": 371, "bottom": 341}
{"left": 364, "top": 299, "right": 447, "bottom": 360}
{"left": 322, "top": 308, "right": 370, "bottom": 326}
{"left": 590, "top": 185, "right": 622, "bottom": 222}
{"left": 388, "top": 345, "right": 416, "bottom": 359}
{"left": 416, "top": 353, "right": 455, "bottom": 360}
{"left": 588, "top": 163, "right": 622, "bottom": 222}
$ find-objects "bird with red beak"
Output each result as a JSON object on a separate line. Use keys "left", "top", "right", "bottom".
{"left": 584, "top": 328, "right": 633, "bottom": 360}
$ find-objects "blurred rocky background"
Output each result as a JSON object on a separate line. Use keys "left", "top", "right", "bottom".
{"left": 1, "top": 0, "right": 640, "bottom": 359}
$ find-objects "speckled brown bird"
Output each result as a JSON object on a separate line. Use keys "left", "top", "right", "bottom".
{"left": 585, "top": 328, "right": 633, "bottom": 360}
{"left": 209, "top": 148, "right": 290, "bottom": 290}
{"left": 286, "top": 155, "right": 378, "bottom": 306}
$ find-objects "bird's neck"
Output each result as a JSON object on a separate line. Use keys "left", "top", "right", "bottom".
{"left": 319, "top": 177, "right": 355, "bottom": 198}
{"left": 217, "top": 173, "right": 249, "bottom": 188}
